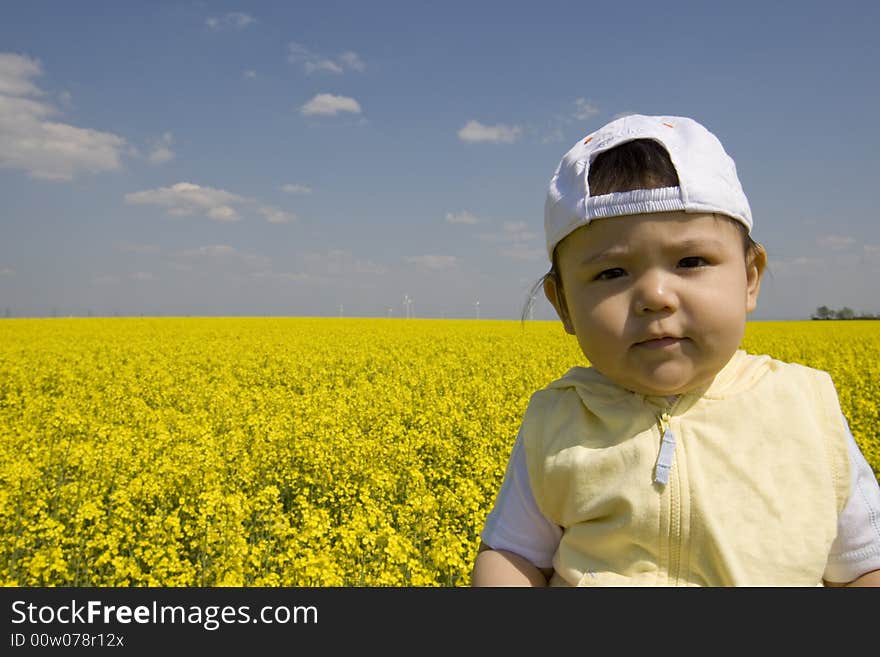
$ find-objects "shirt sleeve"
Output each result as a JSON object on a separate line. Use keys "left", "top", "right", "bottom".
{"left": 479, "top": 429, "right": 562, "bottom": 569}
{"left": 823, "top": 416, "right": 880, "bottom": 583}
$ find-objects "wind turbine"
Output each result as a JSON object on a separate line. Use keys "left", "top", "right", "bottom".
{"left": 474, "top": 299, "right": 480, "bottom": 320}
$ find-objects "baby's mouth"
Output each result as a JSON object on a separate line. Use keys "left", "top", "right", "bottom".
{"left": 634, "top": 336, "right": 686, "bottom": 349}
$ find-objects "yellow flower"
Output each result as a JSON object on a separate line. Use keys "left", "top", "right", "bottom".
{"left": 1, "top": 317, "right": 876, "bottom": 586}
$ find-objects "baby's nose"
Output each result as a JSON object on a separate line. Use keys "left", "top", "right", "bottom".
{"left": 633, "top": 270, "right": 678, "bottom": 314}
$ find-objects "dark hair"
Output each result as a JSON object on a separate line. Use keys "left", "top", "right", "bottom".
{"left": 521, "top": 139, "right": 762, "bottom": 322}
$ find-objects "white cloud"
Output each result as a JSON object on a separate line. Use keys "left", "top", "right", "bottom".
{"left": 0, "top": 267, "right": 14, "bottom": 276}
{"left": 502, "top": 221, "right": 535, "bottom": 242}
{"left": 404, "top": 255, "right": 457, "bottom": 270}
{"left": 540, "top": 99, "right": 602, "bottom": 144}
{"left": 148, "top": 131, "right": 174, "bottom": 165}
{"left": 93, "top": 274, "right": 120, "bottom": 285}
{"left": 308, "top": 60, "right": 343, "bottom": 74}
{"left": 0, "top": 53, "right": 44, "bottom": 96}
{"left": 175, "top": 245, "right": 271, "bottom": 270}
{"left": 114, "top": 242, "right": 160, "bottom": 254}
{"left": 769, "top": 255, "right": 824, "bottom": 271}
{"left": 445, "top": 211, "right": 479, "bottom": 225}
{"left": 180, "top": 245, "right": 236, "bottom": 257}
{"left": 288, "top": 43, "right": 340, "bottom": 73}
{"left": 288, "top": 42, "right": 366, "bottom": 74}
{"left": 300, "top": 93, "right": 361, "bottom": 116}
{"left": 458, "top": 120, "right": 521, "bottom": 144}
{"left": 281, "top": 183, "right": 312, "bottom": 194}
{"left": 243, "top": 70, "right": 257, "bottom": 79}
{"left": 125, "top": 181, "right": 298, "bottom": 225}
{"left": 124, "top": 182, "right": 247, "bottom": 222}
{"left": 0, "top": 52, "right": 128, "bottom": 180}
{"left": 251, "top": 251, "right": 391, "bottom": 292}
{"left": 817, "top": 235, "right": 856, "bottom": 250}
{"left": 478, "top": 221, "right": 537, "bottom": 244}
{"left": 612, "top": 110, "right": 640, "bottom": 121}
{"left": 130, "top": 272, "right": 156, "bottom": 281}
{"left": 206, "top": 12, "right": 256, "bottom": 30}
{"left": 304, "top": 249, "right": 386, "bottom": 276}
{"left": 260, "top": 207, "right": 297, "bottom": 224}
{"left": 542, "top": 128, "right": 565, "bottom": 144}
{"left": 251, "top": 270, "right": 314, "bottom": 283}
{"left": 573, "top": 99, "right": 600, "bottom": 121}
{"left": 500, "top": 245, "right": 544, "bottom": 261}
{"left": 477, "top": 220, "right": 542, "bottom": 260}
{"left": 338, "top": 52, "right": 366, "bottom": 72}
{"left": 208, "top": 206, "right": 238, "bottom": 221}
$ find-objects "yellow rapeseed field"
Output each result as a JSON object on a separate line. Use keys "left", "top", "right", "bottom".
{"left": 1, "top": 318, "right": 878, "bottom": 586}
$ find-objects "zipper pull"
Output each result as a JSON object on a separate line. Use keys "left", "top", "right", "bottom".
{"left": 654, "top": 412, "right": 675, "bottom": 485}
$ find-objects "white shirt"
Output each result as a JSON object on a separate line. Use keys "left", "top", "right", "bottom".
{"left": 481, "top": 416, "right": 880, "bottom": 583}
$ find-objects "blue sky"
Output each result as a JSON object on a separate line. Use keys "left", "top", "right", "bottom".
{"left": 1, "top": 0, "right": 878, "bottom": 320}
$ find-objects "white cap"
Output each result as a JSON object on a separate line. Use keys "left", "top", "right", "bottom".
{"left": 544, "top": 114, "right": 752, "bottom": 260}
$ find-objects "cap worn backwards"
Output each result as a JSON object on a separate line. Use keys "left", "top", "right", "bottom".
{"left": 543, "top": 114, "right": 752, "bottom": 261}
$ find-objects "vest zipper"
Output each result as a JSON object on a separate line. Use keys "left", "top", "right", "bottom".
{"left": 653, "top": 410, "right": 675, "bottom": 485}
{"left": 653, "top": 399, "right": 686, "bottom": 585}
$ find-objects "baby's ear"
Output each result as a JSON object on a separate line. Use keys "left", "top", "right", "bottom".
{"left": 543, "top": 275, "right": 576, "bottom": 334}
{"left": 745, "top": 243, "right": 767, "bottom": 313}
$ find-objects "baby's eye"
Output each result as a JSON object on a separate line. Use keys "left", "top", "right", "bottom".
{"left": 678, "top": 256, "right": 708, "bottom": 268}
{"left": 593, "top": 267, "right": 626, "bottom": 281}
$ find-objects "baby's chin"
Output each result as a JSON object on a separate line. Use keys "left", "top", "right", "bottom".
{"left": 617, "top": 369, "right": 716, "bottom": 399}
{"left": 624, "top": 382, "right": 690, "bottom": 398}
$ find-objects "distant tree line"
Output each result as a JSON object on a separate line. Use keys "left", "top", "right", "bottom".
{"left": 812, "top": 306, "right": 879, "bottom": 320}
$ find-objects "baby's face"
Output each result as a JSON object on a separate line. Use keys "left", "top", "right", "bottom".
{"left": 548, "top": 211, "right": 763, "bottom": 397}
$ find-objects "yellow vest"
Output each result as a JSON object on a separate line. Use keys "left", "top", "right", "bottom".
{"left": 522, "top": 350, "right": 850, "bottom": 586}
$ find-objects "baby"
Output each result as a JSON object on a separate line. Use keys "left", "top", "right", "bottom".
{"left": 471, "top": 114, "right": 880, "bottom": 586}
